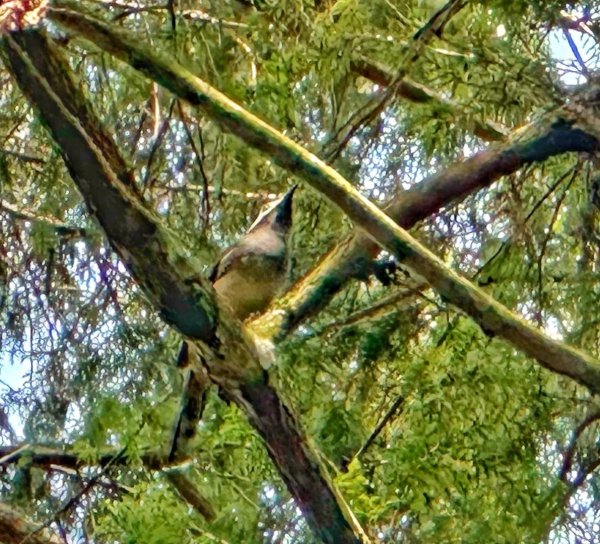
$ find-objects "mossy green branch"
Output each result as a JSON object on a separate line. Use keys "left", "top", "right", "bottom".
{"left": 262, "top": 120, "right": 597, "bottom": 342}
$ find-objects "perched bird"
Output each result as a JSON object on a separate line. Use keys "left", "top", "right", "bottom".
{"left": 169, "top": 186, "right": 297, "bottom": 461}
{"left": 209, "top": 184, "right": 297, "bottom": 320}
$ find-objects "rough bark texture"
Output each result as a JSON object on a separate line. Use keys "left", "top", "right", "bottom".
{"left": 5, "top": 30, "right": 365, "bottom": 544}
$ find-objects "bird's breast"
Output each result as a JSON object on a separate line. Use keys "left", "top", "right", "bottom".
{"left": 213, "top": 254, "right": 286, "bottom": 321}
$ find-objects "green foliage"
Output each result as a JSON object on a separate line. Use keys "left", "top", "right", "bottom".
{"left": 372, "top": 318, "right": 556, "bottom": 542}
{"left": 96, "top": 479, "right": 194, "bottom": 544}
{"left": 2, "top": 0, "right": 600, "bottom": 542}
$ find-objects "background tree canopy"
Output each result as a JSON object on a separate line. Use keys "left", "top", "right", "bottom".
{"left": 1, "top": 0, "right": 600, "bottom": 542}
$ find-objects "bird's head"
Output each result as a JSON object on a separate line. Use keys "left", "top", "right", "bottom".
{"left": 248, "top": 185, "right": 297, "bottom": 235}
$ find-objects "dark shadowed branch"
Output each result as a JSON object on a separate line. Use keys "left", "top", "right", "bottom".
{"left": 5, "top": 29, "right": 366, "bottom": 544}
{"left": 0, "top": 443, "right": 216, "bottom": 521}
{"left": 343, "top": 395, "right": 406, "bottom": 471}
{"left": 165, "top": 471, "right": 217, "bottom": 521}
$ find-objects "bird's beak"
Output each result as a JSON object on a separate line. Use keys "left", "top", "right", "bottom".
{"left": 273, "top": 185, "right": 297, "bottom": 230}
{"left": 277, "top": 185, "right": 297, "bottom": 215}
{"left": 281, "top": 185, "right": 297, "bottom": 206}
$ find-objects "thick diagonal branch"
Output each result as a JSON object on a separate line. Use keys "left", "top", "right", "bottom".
{"left": 6, "top": 30, "right": 365, "bottom": 544}
{"left": 47, "top": 3, "right": 600, "bottom": 395}
{"left": 263, "top": 120, "right": 596, "bottom": 340}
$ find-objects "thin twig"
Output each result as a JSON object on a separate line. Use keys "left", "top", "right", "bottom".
{"left": 561, "top": 27, "right": 590, "bottom": 78}
{"left": 177, "top": 101, "right": 211, "bottom": 230}
{"left": 167, "top": 0, "right": 176, "bottom": 33}
{"left": 0, "top": 148, "right": 46, "bottom": 163}
{"left": 318, "top": 285, "right": 424, "bottom": 336}
{"left": 142, "top": 98, "right": 176, "bottom": 190}
{"left": 535, "top": 167, "right": 577, "bottom": 324}
{"left": 23, "top": 447, "right": 127, "bottom": 543}
{"left": 343, "top": 395, "right": 405, "bottom": 470}
{"left": 0, "top": 199, "right": 86, "bottom": 236}
{"left": 325, "top": 0, "right": 468, "bottom": 161}
{"left": 474, "top": 164, "right": 578, "bottom": 279}
{"left": 559, "top": 408, "right": 600, "bottom": 482}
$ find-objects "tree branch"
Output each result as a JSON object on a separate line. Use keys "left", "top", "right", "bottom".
{"left": 559, "top": 409, "right": 600, "bottom": 483}
{"left": 343, "top": 395, "right": 405, "bottom": 470}
{"left": 0, "top": 443, "right": 216, "bottom": 521}
{"left": 0, "top": 503, "right": 61, "bottom": 544}
{"left": 0, "top": 443, "right": 180, "bottom": 471}
{"left": 0, "top": 198, "right": 86, "bottom": 236}
{"left": 165, "top": 471, "right": 216, "bottom": 521}
{"left": 23, "top": 447, "right": 127, "bottom": 543}
{"left": 413, "top": 0, "right": 467, "bottom": 41}
{"left": 350, "top": 55, "right": 509, "bottom": 142}
{"left": 7, "top": 32, "right": 218, "bottom": 343}
{"left": 168, "top": 342, "right": 210, "bottom": 462}
{"left": 325, "top": 0, "right": 467, "bottom": 161}
{"left": 264, "top": 121, "right": 595, "bottom": 341}
{"left": 5, "top": 29, "right": 366, "bottom": 544}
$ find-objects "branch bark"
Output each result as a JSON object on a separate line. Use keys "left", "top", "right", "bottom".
{"left": 0, "top": 503, "right": 61, "bottom": 544}
{"left": 559, "top": 409, "right": 600, "bottom": 483}
{"left": 45, "top": 3, "right": 600, "bottom": 395}
{"left": 0, "top": 444, "right": 181, "bottom": 471}
{"left": 165, "top": 471, "right": 216, "bottom": 521}
{"left": 261, "top": 120, "right": 596, "bottom": 341}
{"left": 5, "top": 29, "right": 365, "bottom": 544}
{"left": 168, "top": 342, "right": 210, "bottom": 462}
{"left": 0, "top": 443, "right": 216, "bottom": 521}
{"left": 0, "top": 198, "right": 86, "bottom": 236}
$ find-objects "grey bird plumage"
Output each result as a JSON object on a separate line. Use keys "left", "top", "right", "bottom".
{"left": 169, "top": 186, "right": 296, "bottom": 461}
{"left": 209, "top": 185, "right": 296, "bottom": 320}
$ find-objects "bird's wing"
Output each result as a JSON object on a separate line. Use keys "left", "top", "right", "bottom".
{"left": 209, "top": 243, "right": 255, "bottom": 283}
{"left": 207, "top": 260, "right": 220, "bottom": 283}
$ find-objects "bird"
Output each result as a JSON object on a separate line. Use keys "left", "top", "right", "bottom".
{"left": 168, "top": 185, "right": 297, "bottom": 461}
{"left": 209, "top": 184, "right": 297, "bottom": 320}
